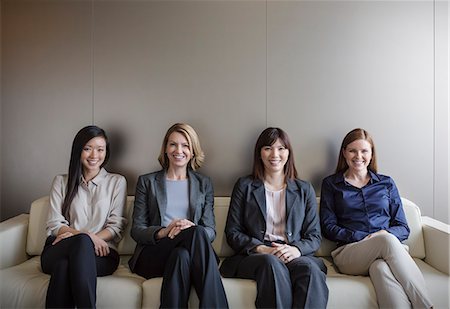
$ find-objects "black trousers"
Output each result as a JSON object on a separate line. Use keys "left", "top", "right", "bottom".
{"left": 41, "top": 234, "right": 120, "bottom": 309}
{"left": 235, "top": 254, "right": 329, "bottom": 309}
{"left": 133, "top": 226, "right": 228, "bottom": 309}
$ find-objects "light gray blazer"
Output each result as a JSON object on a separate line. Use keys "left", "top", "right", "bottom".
{"left": 129, "top": 169, "right": 215, "bottom": 271}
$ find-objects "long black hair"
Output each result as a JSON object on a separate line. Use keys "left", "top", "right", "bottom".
{"left": 62, "top": 125, "right": 110, "bottom": 221}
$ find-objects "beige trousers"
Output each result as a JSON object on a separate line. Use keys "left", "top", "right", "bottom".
{"left": 331, "top": 233, "right": 433, "bottom": 309}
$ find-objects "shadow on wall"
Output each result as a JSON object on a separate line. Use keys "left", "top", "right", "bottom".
{"left": 310, "top": 139, "right": 339, "bottom": 195}
{"left": 105, "top": 128, "right": 138, "bottom": 196}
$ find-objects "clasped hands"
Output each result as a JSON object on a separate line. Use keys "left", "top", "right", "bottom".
{"left": 51, "top": 231, "right": 110, "bottom": 257}
{"left": 157, "top": 218, "right": 195, "bottom": 240}
{"left": 255, "top": 242, "right": 301, "bottom": 264}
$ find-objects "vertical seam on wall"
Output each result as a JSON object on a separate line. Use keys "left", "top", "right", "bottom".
{"left": 91, "top": 0, "right": 95, "bottom": 124}
{"left": 432, "top": 0, "right": 436, "bottom": 219}
{"left": 265, "top": 0, "right": 268, "bottom": 127}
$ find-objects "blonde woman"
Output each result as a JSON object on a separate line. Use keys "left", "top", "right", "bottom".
{"left": 129, "top": 123, "right": 228, "bottom": 308}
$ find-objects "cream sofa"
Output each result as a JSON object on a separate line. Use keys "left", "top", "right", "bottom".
{"left": 1, "top": 196, "right": 449, "bottom": 308}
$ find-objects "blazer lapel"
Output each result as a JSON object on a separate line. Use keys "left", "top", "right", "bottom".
{"left": 155, "top": 171, "right": 168, "bottom": 223}
{"left": 188, "top": 170, "right": 200, "bottom": 221}
{"left": 252, "top": 180, "right": 267, "bottom": 221}
{"left": 285, "top": 179, "right": 299, "bottom": 222}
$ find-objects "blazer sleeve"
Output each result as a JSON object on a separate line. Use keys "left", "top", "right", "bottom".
{"left": 130, "top": 175, "right": 161, "bottom": 245}
{"left": 196, "top": 176, "right": 216, "bottom": 242}
{"left": 225, "top": 178, "right": 265, "bottom": 255}
{"left": 289, "top": 183, "right": 322, "bottom": 256}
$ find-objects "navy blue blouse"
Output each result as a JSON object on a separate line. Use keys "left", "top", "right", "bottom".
{"left": 320, "top": 171, "right": 410, "bottom": 246}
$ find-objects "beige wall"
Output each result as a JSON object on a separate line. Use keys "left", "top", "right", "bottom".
{"left": 1, "top": 0, "right": 449, "bottom": 224}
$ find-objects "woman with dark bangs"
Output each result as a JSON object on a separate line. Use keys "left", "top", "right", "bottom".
{"left": 220, "top": 127, "right": 328, "bottom": 308}
{"left": 42, "top": 125, "right": 127, "bottom": 308}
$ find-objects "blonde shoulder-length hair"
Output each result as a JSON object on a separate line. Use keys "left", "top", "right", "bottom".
{"left": 158, "top": 123, "right": 205, "bottom": 171}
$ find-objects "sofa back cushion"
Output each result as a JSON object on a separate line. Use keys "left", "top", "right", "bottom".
{"left": 26, "top": 196, "right": 425, "bottom": 259}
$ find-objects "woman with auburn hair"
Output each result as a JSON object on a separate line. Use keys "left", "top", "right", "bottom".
{"left": 41, "top": 125, "right": 127, "bottom": 308}
{"left": 220, "top": 127, "right": 328, "bottom": 308}
{"left": 129, "top": 123, "right": 228, "bottom": 308}
{"left": 320, "top": 128, "right": 433, "bottom": 309}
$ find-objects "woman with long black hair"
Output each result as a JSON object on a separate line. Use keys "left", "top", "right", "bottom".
{"left": 41, "top": 125, "right": 127, "bottom": 308}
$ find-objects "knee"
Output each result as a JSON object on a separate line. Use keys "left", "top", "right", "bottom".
{"left": 369, "top": 259, "right": 388, "bottom": 276}
{"left": 257, "top": 254, "right": 286, "bottom": 272}
{"left": 191, "top": 225, "right": 208, "bottom": 239}
{"left": 292, "top": 258, "right": 314, "bottom": 275}
{"left": 71, "top": 233, "right": 95, "bottom": 252}
{"left": 373, "top": 233, "right": 402, "bottom": 250}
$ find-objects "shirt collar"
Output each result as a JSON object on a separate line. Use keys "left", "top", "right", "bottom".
{"left": 80, "top": 168, "right": 107, "bottom": 186}
{"left": 333, "top": 170, "right": 381, "bottom": 185}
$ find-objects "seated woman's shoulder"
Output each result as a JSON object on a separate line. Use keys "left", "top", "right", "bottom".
{"left": 372, "top": 172, "right": 395, "bottom": 183}
{"left": 292, "top": 178, "right": 314, "bottom": 190}
{"left": 235, "top": 175, "right": 255, "bottom": 185}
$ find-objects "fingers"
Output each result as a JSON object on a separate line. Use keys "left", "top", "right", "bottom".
{"left": 167, "top": 219, "right": 195, "bottom": 239}
{"left": 271, "top": 243, "right": 299, "bottom": 264}
{"left": 52, "top": 232, "right": 73, "bottom": 245}
{"left": 167, "top": 226, "right": 181, "bottom": 239}
{"left": 95, "top": 243, "right": 110, "bottom": 257}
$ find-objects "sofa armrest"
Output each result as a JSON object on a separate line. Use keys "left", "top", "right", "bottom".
{"left": 0, "top": 214, "right": 30, "bottom": 269}
{"left": 422, "top": 216, "right": 450, "bottom": 275}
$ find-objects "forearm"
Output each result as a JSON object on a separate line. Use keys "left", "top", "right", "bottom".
{"left": 56, "top": 225, "right": 81, "bottom": 236}
{"left": 94, "top": 228, "right": 114, "bottom": 242}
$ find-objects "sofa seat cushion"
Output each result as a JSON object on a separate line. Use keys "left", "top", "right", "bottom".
{"left": 0, "top": 256, "right": 145, "bottom": 309}
{"left": 141, "top": 276, "right": 257, "bottom": 308}
{"left": 321, "top": 258, "right": 378, "bottom": 308}
{"left": 322, "top": 257, "right": 449, "bottom": 309}
{"left": 415, "top": 258, "right": 450, "bottom": 308}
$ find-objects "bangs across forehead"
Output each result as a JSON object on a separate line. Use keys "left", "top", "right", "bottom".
{"left": 264, "top": 131, "right": 286, "bottom": 147}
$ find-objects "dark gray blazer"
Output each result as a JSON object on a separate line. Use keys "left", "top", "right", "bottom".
{"left": 128, "top": 169, "right": 216, "bottom": 271}
{"left": 221, "top": 176, "right": 322, "bottom": 277}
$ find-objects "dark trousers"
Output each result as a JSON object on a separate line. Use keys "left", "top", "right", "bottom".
{"left": 133, "top": 226, "right": 228, "bottom": 309}
{"left": 41, "top": 234, "right": 120, "bottom": 309}
{"left": 236, "top": 254, "right": 328, "bottom": 309}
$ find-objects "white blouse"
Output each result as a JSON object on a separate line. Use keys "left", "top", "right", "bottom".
{"left": 46, "top": 168, "right": 127, "bottom": 250}
{"left": 264, "top": 186, "right": 287, "bottom": 242}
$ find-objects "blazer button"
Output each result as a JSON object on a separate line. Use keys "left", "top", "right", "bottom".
{"left": 287, "top": 232, "right": 292, "bottom": 236}
{"left": 260, "top": 230, "right": 264, "bottom": 234}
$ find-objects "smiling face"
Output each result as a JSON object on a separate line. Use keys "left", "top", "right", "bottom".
{"left": 342, "top": 139, "right": 372, "bottom": 174}
{"left": 80, "top": 136, "right": 107, "bottom": 176}
{"left": 260, "top": 138, "right": 289, "bottom": 175}
{"left": 165, "top": 131, "right": 192, "bottom": 171}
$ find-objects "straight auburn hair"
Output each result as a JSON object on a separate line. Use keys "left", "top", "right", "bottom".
{"left": 335, "top": 128, "right": 378, "bottom": 174}
{"left": 158, "top": 123, "right": 205, "bottom": 171}
{"left": 62, "top": 125, "right": 110, "bottom": 221}
{"left": 252, "top": 127, "right": 298, "bottom": 181}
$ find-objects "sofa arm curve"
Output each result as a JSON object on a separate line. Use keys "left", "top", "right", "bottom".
{"left": 0, "top": 214, "right": 30, "bottom": 269}
{"left": 422, "top": 216, "right": 450, "bottom": 275}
